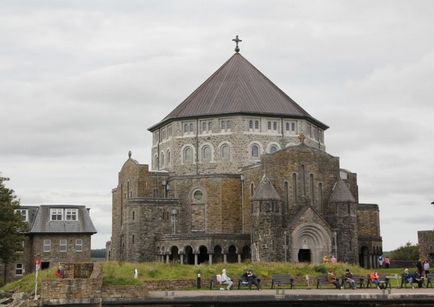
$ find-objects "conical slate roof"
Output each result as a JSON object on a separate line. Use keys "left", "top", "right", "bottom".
{"left": 149, "top": 53, "right": 328, "bottom": 131}
{"left": 252, "top": 175, "right": 281, "bottom": 201}
{"left": 329, "top": 180, "right": 356, "bottom": 203}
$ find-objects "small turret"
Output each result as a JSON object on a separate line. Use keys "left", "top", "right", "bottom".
{"left": 250, "top": 175, "right": 283, "bottom": 262}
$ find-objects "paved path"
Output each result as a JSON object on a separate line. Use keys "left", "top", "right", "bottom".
{"left": 103, "top": 288, "right": 434, "bottom": 306}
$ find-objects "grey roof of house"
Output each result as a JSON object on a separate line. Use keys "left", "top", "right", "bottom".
{"left": 252, "top": 175, "right": 281, "bottom": 201}
{"left": 149, "top": 53, "right": 328, "bottom": 131}
{"left": 28, "top": 205, "right": 97, "bottom": 234}
{"left": 328, "top": 180, "right": 356, "bottom": 203}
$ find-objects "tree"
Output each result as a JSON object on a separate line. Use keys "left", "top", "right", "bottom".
{"left": 389, "top": 242, "right": 419, "bottom": 261}
{"left": 0, "top": 175, "right": 26, "bottom": 284}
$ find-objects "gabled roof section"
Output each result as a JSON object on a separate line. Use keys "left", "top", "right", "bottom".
{"left": 30, "top": 205, "right": 97, "bottom": 234}
{"left": 252, "top": 175, "right": 280, "bottom": 201}
{"left": 149, "top": 53, "right": 328, "bottom": 131}
{"left": 329, "top": 180, "right": 356, "bottom": 203}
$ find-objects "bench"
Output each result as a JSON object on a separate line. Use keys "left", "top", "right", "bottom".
{"left": 400, "top": 274, "right": 424, "bottom": 288}
{"left": 316, "top": 274, "right": 340, "bottom": 289}
{"left": 237, "top": 276, "right": 261, "bottom": 289}
{"left": 341, "top": 275, "right": 365, "bottom": 289}
{"left": 367, "top": 275, "right": 391, "bottom": 289}
{"left": 209, "top": 274, "right": 222, "bottom": 289}
{"left": 271, "top": 274, "right": 294, "bottom": 289}
{"left": 426, "top": 273, "right": 434, "bottom": 288}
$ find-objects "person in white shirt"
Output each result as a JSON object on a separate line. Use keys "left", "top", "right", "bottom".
{"left": 221, "top": 268, "right": 233, "bottom": 290}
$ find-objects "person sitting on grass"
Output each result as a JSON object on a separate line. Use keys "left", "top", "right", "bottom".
{"left": 327, "top": 270, "right": 341, "bottom": 289}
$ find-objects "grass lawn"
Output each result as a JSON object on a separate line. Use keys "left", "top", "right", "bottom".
{"left": 1, "top": 262, "right": 411, "bottom": 293}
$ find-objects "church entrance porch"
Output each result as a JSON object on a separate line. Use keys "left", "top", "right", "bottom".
{"left": 298, "top": 249, "right": 311, "bottom": 263}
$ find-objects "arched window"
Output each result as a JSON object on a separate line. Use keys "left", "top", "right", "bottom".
{"left": 251, "top": 144, "right": 259, "bottom": 158}
{"left": 132, "top": 210, "right": 135, "bottom": 221}
{"left": 250, "top": 183, "right": 255, "bottom": 196}
{"left": 183, "top": 146, "right": 193, "bottom": 163}
{"left": 310, "top": 174, "right": 314, "bottom": 206}
{"left": 167, "top": 150, "right": 171, "bottom": 164}
{"left": 221, "top": 144, "right": 230, "bottom": 160}
{"left": 292, "top": 173, "right": 297, "bottom": 202}
{"left": 269, "top": 145, "right": 278, "bottom": 153}
{"left": 160, "top": 152, "right": 165, "bottom": 168}
{"left": 201, "top": 145, "right": 211, "bottom": 162}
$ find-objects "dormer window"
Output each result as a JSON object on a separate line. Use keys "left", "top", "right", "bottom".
{"left": 50, "top": 208, "right": 63, "bottom": 221}
{"left": 65, "top": 208, "right": 78, "bottom": 221}
{"left": 15, "top": 209, "right": 28, "bottom": 222}
{"left": 50, "top": 208, "right": 78, "bottom": 221}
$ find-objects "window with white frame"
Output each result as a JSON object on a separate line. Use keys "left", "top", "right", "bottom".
{"left": 43, "top": 239, "right": 51, "bottom": 252}
{"left": 285, "top": 121, "right": 297, "bottom": 135}
{"left": 65, "top": 208, "right": 78, "bottom": 221}
{"left": 75, "top": 239, "right": 83, "bottom": 252}
{"left": 15, "top": 263, "right": 24, "bottom": 276}
{"left": 15, "top": 209, "right": 28, "bottom": 222}
{"left": 50, "top": 208, "right": 63, "bottom": 221}
{"left": 59, "top": 239, "right": 67, "bottom": 252}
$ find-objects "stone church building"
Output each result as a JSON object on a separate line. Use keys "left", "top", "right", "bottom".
{"left": 108, "top": 44, "right": 383, "bottom": 268}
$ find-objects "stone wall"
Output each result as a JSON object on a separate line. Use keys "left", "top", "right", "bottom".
{"left": 41, "top": 263, "right": 102, "bottom": 305}
{"left": 418, "top": 230, "right": 434, "bottom": 261}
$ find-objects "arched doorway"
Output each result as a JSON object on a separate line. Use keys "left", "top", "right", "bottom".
{"left": 291, "top": 223, "right": 332, "bottom": 264}
{"left": 227, "top": 245, "right": 238, "bottom": 263}
{"left": 198, "top": 245, "right": 209, "bottom": 264}
{"left": 359, "top": 246, "right": 369, "bottom": 268}
{"left": 169, "top": 246, "right": 179, "bottom": 263}
{"left": 298, "top": 249, "right": 311, "bottom": 262}
{"left": 184, "top": 246, "right": 194, "bottom": 265}
{"left": 213, "top": 245, "right": 223, "bottom": 263}
{"left": 241, "top": 245, "right": 251, "bottom": 262}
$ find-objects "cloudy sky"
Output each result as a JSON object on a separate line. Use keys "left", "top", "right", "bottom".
{"left": 1, "top": 1, "right": 433, "bottom": 251}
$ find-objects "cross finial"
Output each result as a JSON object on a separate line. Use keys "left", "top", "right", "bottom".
{"left": 298, "top": 132, "right": 306, "bottom": 144}
{"left": 128, "top": 150, "right": 132, "bottom": 159}
{"left": 232, "top": 35, "right": 242, "bottom": 53}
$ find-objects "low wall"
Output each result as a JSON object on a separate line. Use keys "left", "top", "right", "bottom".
{"left": 41, "top": 263, "right": 102, "bottom": 305}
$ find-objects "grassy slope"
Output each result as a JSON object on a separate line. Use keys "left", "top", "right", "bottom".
{"left": 1, "top": 262, "right": 407, "bottom": 293}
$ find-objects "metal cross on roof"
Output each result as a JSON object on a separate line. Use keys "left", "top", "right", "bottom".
{"left": 232, "top": 35, "right": 242, "bottom": 53}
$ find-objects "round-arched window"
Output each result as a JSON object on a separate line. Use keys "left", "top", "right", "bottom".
{"left": 193, "top": 189, "right": 203, "bottom": 202}
{"left": 202, "top": 145, "right": 211, "bottom": 162}
{"left": 183, "top": 146, "right": 193, "bottom": 163}
{"left": 221, "top": 144, "right": 230, "bottom": 160}
{"left": 251, "top": 144, "right": 259, "bottom": 158}
{"left": 270, "top": 145, "right": 278, "bottom": 153}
